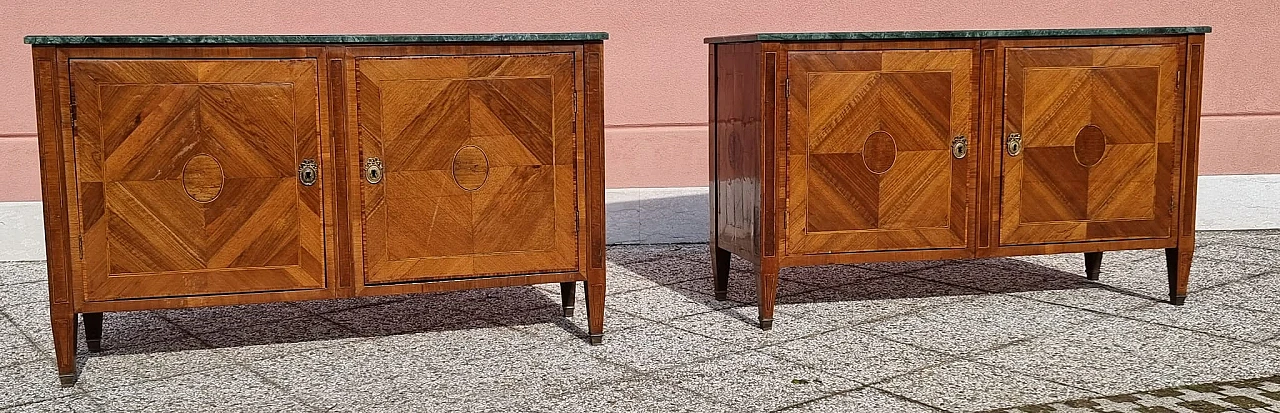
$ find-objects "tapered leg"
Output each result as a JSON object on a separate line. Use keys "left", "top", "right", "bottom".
{"left": 585, "top": 268, "right": 605, "bottom": 345}
{"left": 51, "top": 306, "right": 78, "bottom": 386}
{"left": 559, "top": 282, "right": 576, "bottom": 317}
{"left": 1084, "top": 252, "right": 1103, "bottom": 281}
{"left": 82, "top": 312, "right": 103, "bottom": 352}
{"left": 712, "top": 246, "right": 731, "bottom": 301}
{"left": 1166, "top": 247, "right": 1192, "bottom": 305}
{"left": 756, "top": 258, "right": 779, "bottom": 330}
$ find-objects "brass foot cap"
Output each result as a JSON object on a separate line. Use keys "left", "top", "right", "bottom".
{"left": 759, "top": 318, "right": 774, "bottom": 331}
{"left": 87, "top": 339, "right": 102, "bottom": 352}
{"left": 588, "top": 335, "right": 603, "bottom": 345}
{"left": 58, "top": 374, "right": 77, "bottom": 387}
{"left": 714, "top": 291, "right": 728, "bottom": 301}
{"left": 562, "top": 307, "right": 575, "bottom": 318}
{"left": 1170, "top": 296, "right": 1187, "bottom": 306}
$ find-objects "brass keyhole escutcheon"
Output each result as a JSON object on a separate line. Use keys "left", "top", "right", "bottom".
{"left": 1007, "top": 133, "right": 1023, "bottom": 157}
{"left": 297, "top": 159, "right": 318, "bottom": 186}
{"left": 951, "top": 135, "right": 968, "bottom": 159}
{"left": 364, "top": 157, "right": 384, "bottom": 185}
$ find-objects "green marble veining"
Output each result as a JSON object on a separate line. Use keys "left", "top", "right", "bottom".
{"left": 705, "top": 26, "right": 1210, "bottom": 44}
{"left": 25, "top": 32, "right": 608, "bottom": 45}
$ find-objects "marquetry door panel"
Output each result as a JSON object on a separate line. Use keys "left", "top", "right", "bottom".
{"left": 69, "top": 59, "right": 327, "bottom": 301}
{"left": 356, "top": 53, "right": 578, "bottom": 284}
{"left": 1000, "top": 44, "right": 1181, "bottom": 245}
{"left": 786, "top": 49, "right": 977, "bottom": 255}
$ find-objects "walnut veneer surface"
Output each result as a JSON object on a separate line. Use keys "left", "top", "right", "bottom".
{"left": 27, "top": 33, "right": 607, "bottom": 385}
{"left": 706, "top": 27, "right": 1208, "bottom": 329}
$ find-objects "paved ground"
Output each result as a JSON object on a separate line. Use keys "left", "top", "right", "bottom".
{"left": 1, "top": 230, "right": 1279, "bottom": 412}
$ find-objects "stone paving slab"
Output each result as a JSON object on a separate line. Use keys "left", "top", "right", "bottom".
{"left": 0, "top": 230, "right": 1277, "bottom": 412}
{"left": 983, "top": 375, "right": 1280, "bottom": 413}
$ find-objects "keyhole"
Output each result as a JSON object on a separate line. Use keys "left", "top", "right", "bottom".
{"left": 370, "top": 169, "right": 379, "bottom": 180}
{"left": 304, "top": 170, "right": 314, "bottom": 182}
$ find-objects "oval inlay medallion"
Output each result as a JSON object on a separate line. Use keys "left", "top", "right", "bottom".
{"left": 452, "top": 145, "right": 489, "bottom": 191}
{"left": 182, "top": 154, "right": 223, "bottom": 203}
{"left": 1074, "top": 125, "right": 1107, "bottom": 167}
{"left": 862, "top": 131, "right": 897, "bottom": 174}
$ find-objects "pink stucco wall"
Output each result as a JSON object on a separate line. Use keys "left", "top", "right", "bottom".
{"left": 1, "top": 0, "right": 1276, "bottom": 200}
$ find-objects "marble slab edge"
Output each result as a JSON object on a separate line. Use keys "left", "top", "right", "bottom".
{"left": 704, "top": 26, "right": 1211, "bottom": 44}
{"left": 25, "top": 32, "right": 609, "bottom": 45}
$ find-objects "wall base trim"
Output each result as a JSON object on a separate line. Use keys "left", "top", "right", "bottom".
{"left": 0, "top": 201, "right": 46, "bottom": 262}
{"left": 3, "top": 174, "right": 1277, "bottom": 261}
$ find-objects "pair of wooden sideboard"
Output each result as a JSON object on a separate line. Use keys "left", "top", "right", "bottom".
{"left": 28, "top": 26, "right": 1211, "bottom": 385}
{"left": 706, "top": 27, "right": 1210, "bottom": 329}
{"left": 27, "top": 33, "right": 607, "bottom": 385}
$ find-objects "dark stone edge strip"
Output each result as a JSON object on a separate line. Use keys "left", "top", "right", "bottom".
{"left": 704, "top": 26, "right": 1211, "bottom": 44}
{"left": 25, "top": 32, "right": 609, "bottom": 45}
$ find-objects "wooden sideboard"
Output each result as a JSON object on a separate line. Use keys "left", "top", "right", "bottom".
{"left": 26, "top": 33, "right": 608, "bottom": 385}
{"left": 705, "top": 27, "right": 1209, "bottom": 329}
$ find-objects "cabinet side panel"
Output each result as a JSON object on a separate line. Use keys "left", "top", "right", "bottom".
{"left": 32, "top": 47, "right": 73, "bottom": 307}
{"left": 708, "top": 44, "right": 718, "bottom": 254}
{"left": 713, "top": 43, "right": 763, "bottom": 261}
{"left": 585, "top": 42, "right": 606, "bottom": 270}
{"left": 1180, "top": 35, "right": 1204, "bottom": 239}
{"left": 33, "top": 46, "right": 79, "bottom": 380}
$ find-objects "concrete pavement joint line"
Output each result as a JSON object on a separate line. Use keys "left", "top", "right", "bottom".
{"left": 0, "top": 364, "right": 95, "bottom": 411}
{"left": 1192, "top": 267, "right": 1280, "bottom": 296}
{"left": 865, "top": 385, "right": 957, "bottom": 413}
{"left": 1224, "top": 240, "right": 1280, "bottom": 252}
{"left": 653, "top": 274, "right": 990, "bottom": 353}
{"left": 995, "top": 279, "right": 1280, "bottom": 348}
{"left": 657, "top": 349, "right": 843, "bottom": 408}
{"left": 1257, "top": 330, "right": 1280, "bottom": 346}
{"left": 0, "top": 306, "right": 56, "bottom": 360}
{"left": 240, "top": 362, "right": 327, "bottom": 413}
{"left": 996, "top": 286, "right": 1280, "bottom": 349}
{"left": 0, "top": 278, "right": 46, "bottom": 287}
{"left": 790, "top": 353, "right": 967, "bottom": 412}
{"left": 845, "top": 322, "right": 1112, "bottom": 400}
{"left": 770, "top": 381, "right": 955, "bottom": 412}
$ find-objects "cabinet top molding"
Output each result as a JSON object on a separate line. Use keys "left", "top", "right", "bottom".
{"left": 24, "top": 32, "right": 609, "bottom": 45}
{"left": 704, "top": 26, "right": 1210, "bottom": 44}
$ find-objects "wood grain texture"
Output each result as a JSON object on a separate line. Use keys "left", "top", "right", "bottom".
{"left": 1169, "top": 34, "right": 1206, "bottom": 303}
{"left": 708, "top": 34, "right": 1203, "bottom": 329}
{"left": 979, "top": 41, "right": 998, "bottom": 250}
{"left": 712, "top": 42, "right": 764, "bottom": 263}
{"left": 709, "top": 44, "right": 731, "bottom": 295}
{"left": 69, "top": 58, "right": 328, "bottom": 301}
{"left": 354, "top": 52, "right": 578, "bottom": 284}
{"left": 32, "top": 45, "right": 79, "bottom": 384}
{"left": 786, "top": 46, "right": 978, "bottom": 254}
{"left": 328, "top": 55, "right": 356, "bottom": 295}
{"left": 999, "top": 41, "right": 1181, "bottom": 245}
{"left": 33, "top": 41, "right": 606, "bottom": 383}
{"left": 583, "top": 41, "right": 606, "bottom": 342}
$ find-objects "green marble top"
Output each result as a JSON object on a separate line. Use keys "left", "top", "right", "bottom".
{"left": 705, "top": 26, "right": 1210, "bottom": 44}
{"left": 25, "top": 32, "right": 608, "bottom": 45}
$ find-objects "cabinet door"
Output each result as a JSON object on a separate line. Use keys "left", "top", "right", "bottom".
{"left": 356, "top": 53, "right": 578, "bottom": 284}
{"left": 786, "top": 49, "right": 977, "bottom": 255}
{"left": 70, "top": 59, "right": 328, "bottom": 301}
{"left": 999, "top": 44, "right": 1180, "bottom": 245}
